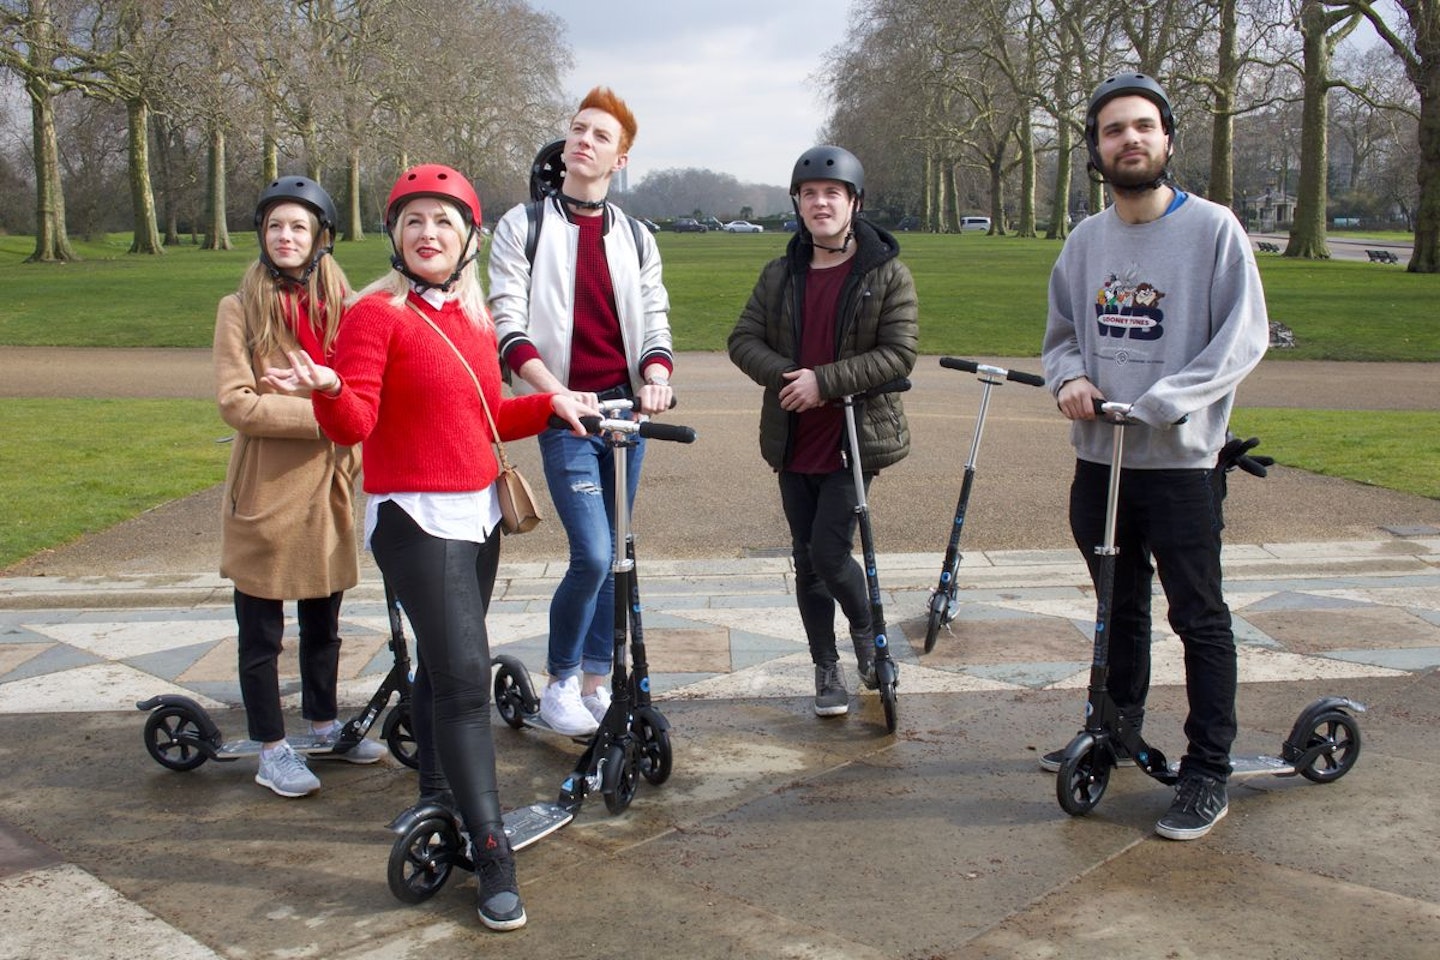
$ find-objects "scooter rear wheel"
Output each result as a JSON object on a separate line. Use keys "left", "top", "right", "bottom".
{"left": 387, "top": 816, "right": 461, "bottom": 904}
{"left": 143, "top": 704, "right": 213, "bottom": 771}
{"left": 1056, "top": 739, "right": 1111, "bottom": 815}
{"left": 491, "top": 659, "right": 532, "bottom": 730}
{"left": 381, "top": 704, "right": 419, "bottom": 770}
{"left": 1297, "top": 710, "right": 1362, "bottom": 783}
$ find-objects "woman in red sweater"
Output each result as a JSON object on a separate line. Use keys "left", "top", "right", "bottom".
{"left": 265, "top": 165, "right": 591, "bottom": 932}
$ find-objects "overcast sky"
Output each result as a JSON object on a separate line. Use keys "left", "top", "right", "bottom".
{"left": 527, "top": 0, "right": 854, "bottom": 189}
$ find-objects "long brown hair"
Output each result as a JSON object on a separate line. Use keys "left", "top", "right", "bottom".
{"left": 240, "top": 209, "right": 349, "bottom": 360}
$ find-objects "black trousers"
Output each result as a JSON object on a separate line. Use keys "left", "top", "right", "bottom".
{"left": 1069, "top": 459, "right": 1237, "bottom": 782}
{"left": 235, "top": 590, "right": 343, "bottom": 743}
{"left": 371, "top": 501, "right": 504, "bottom": 838}
{"left": 778, "top": 469, "right": 873, "bottom": 665}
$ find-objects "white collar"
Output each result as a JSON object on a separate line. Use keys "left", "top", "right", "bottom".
{"left": 409, "top": 282, "right": 448, "bottom": 310}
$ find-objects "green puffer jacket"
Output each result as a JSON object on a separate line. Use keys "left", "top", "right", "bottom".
{"left": 728, "top": 219, "right": 918, "bottom": 472}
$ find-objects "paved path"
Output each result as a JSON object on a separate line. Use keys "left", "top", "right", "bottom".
{"left": 2, "top": 349, "right": 1439, "bottom": 958}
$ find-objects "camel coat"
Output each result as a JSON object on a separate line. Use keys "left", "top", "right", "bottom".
{"left": 214, "top": 293, "right": 359, "bottom": 600}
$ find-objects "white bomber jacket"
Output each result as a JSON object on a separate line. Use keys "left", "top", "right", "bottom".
{"left": 487, "top": 195, "right": 673, "bottom": 393}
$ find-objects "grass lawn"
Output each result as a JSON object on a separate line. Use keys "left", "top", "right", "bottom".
{"left": 0, "top": 229, "right": 1434, "bottom": 567}
{"left": 0, "top": 399, "right": 229, "bottom": 568}
{"left": 4, "top": 231, "right": 1438, "bottom": 360}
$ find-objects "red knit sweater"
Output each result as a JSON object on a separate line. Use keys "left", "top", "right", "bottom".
{"left": 314, "top": 291, "right": 554, "bottom": 494}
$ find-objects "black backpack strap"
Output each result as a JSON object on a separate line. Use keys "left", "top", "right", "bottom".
{"left": 524, "top": 199, "right": 543, "bottom": 267}
{"left": 627, "top": 215, "right": 647, "bottom": 268}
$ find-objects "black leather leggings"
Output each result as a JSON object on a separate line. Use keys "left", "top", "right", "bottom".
{"left": 371, "top": 501, "right": 503, "bottom": 837}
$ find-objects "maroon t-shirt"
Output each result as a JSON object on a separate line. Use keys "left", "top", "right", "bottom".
{"left": 567, "top": 214, "right": 629, "bottom": 392}
{"left": 786, "top": 260, "right": 852, "bottom": 473}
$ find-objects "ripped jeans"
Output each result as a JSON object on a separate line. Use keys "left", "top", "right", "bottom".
{"left": 538, "top": 426, "right": 645, "bottom": 679}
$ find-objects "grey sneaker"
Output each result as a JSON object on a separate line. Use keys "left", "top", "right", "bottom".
{"left": 256, "top": 742, "right": 321, "bottom": 798}
{"left": 851, "top": 630, "right": 879, "bottom": 690}
{"left": 1155, "top": 773, "right": 1229, "bottom": 840}
{"left": 473, "top": 830, "right": 526, "bottom": 931}
{"left": 813, "top": 663, "right": 849, "bottom": 717}
{"left": 311, "top": 724, "right": 388, "bottom": 764}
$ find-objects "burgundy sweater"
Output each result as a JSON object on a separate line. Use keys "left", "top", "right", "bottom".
{"left": 314, "top": 291, "right": 554, "bottom": 494}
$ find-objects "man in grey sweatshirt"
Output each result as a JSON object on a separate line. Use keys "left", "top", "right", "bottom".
{"left": 1041, "top": 73, "right": 1270, "bottom": 841}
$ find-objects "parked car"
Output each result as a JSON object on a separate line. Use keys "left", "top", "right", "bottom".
{"left": 700, "top": 216, "right": 724, "bottom": 232}
{"left": 638, "top": 217, "right": 660, "bottom": 233}
{"left": 672, "top": 217, "right": 707, "bottom": 233}
{"left": 896, "top": 216, "right": 920, "bottom": 231}
{"left": 723, "top": 220, "right": 764, "bottom": 233}
{"left": 782, "top": 218, "right": 799, "bottom": 232}
{"left": 959, "top": 216, "right": 991, "bottom": 233}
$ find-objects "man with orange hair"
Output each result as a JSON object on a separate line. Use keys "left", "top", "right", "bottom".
{"left": 489, "top": 87, "right": 675, "bottom": 735}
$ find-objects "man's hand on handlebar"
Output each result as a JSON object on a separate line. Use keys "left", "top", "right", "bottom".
{"left": 1057, "top": 376, "right": 1105, "bottom": 421}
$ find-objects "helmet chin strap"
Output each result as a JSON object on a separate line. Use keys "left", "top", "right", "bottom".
{"left": 810, "top": 204, "right": 857, "bottom": 254}
{"left": 389, "top": 224, "right": 478, "bottom": 294}
{"left": 262, "top": 245, "right": 332, "bottom": 286}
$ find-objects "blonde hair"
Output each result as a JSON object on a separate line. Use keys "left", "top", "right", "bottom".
{"left": 360, "top": 198, "right": 490, "bottom": 325}
{"left": 240, "top": 212, "right": 348, "bottom": 360}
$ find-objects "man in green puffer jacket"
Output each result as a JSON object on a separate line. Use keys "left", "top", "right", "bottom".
{"left": 728, "top": 144, "right": 918, "bottom": 719}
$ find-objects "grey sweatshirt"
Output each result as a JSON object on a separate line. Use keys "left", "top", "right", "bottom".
{"left": 1042, "top": 194, "right": 1270, "bottom": 469}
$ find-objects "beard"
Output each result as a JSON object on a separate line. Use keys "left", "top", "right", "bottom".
{"left": 1102, "top": 150, "right": 1168, "bottom": 191}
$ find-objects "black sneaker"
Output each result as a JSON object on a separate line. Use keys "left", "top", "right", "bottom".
{"left": 473, "top": 831, "right": 526, "bottom": 931}
{"left": 1039, "top": 739, "right": 1130, "bottom": 773}
{"left": 813, "top": 663, "right": 849, "bottom": 716}
{"left": 1155, "top": 773, "right": 1229, "bottom": 841}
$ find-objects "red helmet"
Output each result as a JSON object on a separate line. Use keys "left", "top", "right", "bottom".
{"left": 384, "top": 164, "right": 482, "bottom": 232}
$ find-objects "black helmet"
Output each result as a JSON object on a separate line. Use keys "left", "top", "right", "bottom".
{"left": 254, "top": 176, "right": 338, "bottom": 236}
{"left": 1084, "top": 72, "right": 1174, "bottom": 173}
{"left": 790, "top": 145, "right": 864, "bottom": 202}
{"left": 253, "top": 176, "right": 337, "bottom": 281}
{"left": 530, "top": 139, "right": 566, "bottom": 202}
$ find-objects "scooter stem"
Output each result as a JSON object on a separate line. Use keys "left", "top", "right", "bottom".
{"left": 1099, "top": 421, "right": 1126, "bottom": 557}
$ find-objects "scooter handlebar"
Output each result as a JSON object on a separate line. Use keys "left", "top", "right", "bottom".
{"left": 940, "top": 356, "right": 1045, "bottom": 387}
{"left": 548, "top": 414, "right": 697, "bottom": 444}
{"left": 855, "top": 377, "right": 912, "bottom": 399}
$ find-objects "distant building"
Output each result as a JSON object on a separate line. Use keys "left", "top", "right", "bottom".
{"left": 1237, "top": 187, "right": 1294, "bottom": 232}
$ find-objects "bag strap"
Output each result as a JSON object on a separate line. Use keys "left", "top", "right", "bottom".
{"left": 403, "top": 300, "right": 513, "bottom": 470}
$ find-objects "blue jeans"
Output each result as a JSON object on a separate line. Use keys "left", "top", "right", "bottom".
{"left": 539, "top": 426, "right": 645, "bottom": 679}
{"left": 1069, "top": 459, "right": 1237, "bottom": 782}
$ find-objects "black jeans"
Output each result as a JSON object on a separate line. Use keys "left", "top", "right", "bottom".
{"left": 1069, "top": 459, "right": 1237, "bottom": 782}
{"left": 778, "top": 469, "right": 872, "bottom": 665}
{"left": 235, "top": 590, "right": 342, "bottom": 743}
{"left": 371, "top": 501, "right": 503, "bottom": 839}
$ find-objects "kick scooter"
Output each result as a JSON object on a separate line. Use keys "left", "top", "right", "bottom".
{"left": 1054, "top": 400, "right": 1364, "bottom": 816}
{"left": 138, "top": 583, "right": 420, "bottom": 772}
{"left": 841, "top": 378, "right": 910, "bottom": 734}
{"left": 388, "top": 401, "right": 696, "bottom": 904}
{"left": 924, "top": 357, "right": 1046, "bottom": 653}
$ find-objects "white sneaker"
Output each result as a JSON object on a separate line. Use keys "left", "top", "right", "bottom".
{"left": 581, "top": 685, "right": 612, "bottom": 724}
{"left": 539, "top": 676, "right": 599, "bottom": 736}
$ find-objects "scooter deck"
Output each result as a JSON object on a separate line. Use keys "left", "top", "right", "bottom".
{"left": 504, "top": 802, "right": 574, "bottom": 851}
{"left": 215, "top": 734, "right": 335, "bottom": 759}
{"left": 519, "top": 715, "right": 595, "bottom": 745}
{"left": 1228, "top": 754, "right": 1296, "bottom": 777}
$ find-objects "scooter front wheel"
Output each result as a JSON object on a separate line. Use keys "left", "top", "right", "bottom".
{"left": 877, "top": 660, "right": 899, "bottom": 734}
{"left": 634, "top": 713, "right": 672, "bottom": 785}
{"left": 491, "top": 657, "right": 533, "bottom": 730}
{"left": 143, "top": 704, "right": 214, "bottom": 771}
{"left": 387, "top": 816, "right": 461, "bottom": 904}
{"left": 1297, "top": 710, "right": 1362, "bottom": 783}
{"left": 601, "top": 741, "right": 639, "bottom": 814}
{"left": 923, "top": 587, "right": 952, "bottom": 654}
{"left": 381, "top": 703, "right": 419, "bottom": 770}
{"left": 1056, "top": 738, "right": 1111, "bottom": 815}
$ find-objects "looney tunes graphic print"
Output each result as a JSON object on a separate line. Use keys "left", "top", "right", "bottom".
{"left": 1094, "top": 272, "right": 1166, "bottom": 341}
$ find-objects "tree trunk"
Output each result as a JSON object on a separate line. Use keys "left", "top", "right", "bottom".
{"left": 1285, "top": 1, "right": 1333, "bottom": 259}
{"left": 923, "top": 151, "right": 935, "bottom": 231}
{"left": 126, "top": 99, "right": 164, "bottom": 255}
{"left": 1016, "top": 112, "right": 1037, "bottom": 237}
{"left": 344, "top": 146, "right": 364, "bottom": 242}
{"left": 988, "top": 151, "right": 1006, "bottom": 235}
{"left": 202, "top": 125, "right": 232, "bottom": 251}
{"left": 22, "top": 0, "right": 77, "bottom": 264}
{"left": 1207, "top": 0, "right": 1238, "bottom": 209}
{"left": 1407, "top": 1, "right": 1440, "bottom": 272}
{"left": 1047, "top": 115, "right": 1073, "bottom": 240}
{"left": 262, "top": 130, "right": 279, "bottom": 184}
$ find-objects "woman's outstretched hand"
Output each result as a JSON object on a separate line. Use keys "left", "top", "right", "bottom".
{"left": 263, "top": 350, "right": 340, "bottom": 397}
